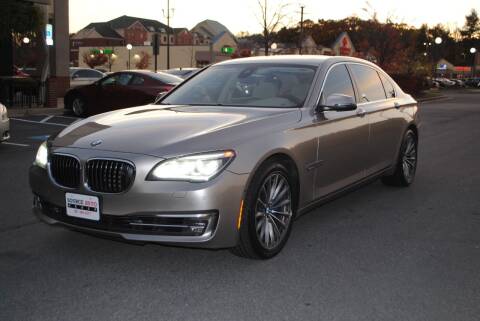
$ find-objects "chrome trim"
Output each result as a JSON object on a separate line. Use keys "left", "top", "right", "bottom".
{"left": 83, "top": 157, "right": 136, "bottom": 194}
{"left": 314, "top": 61, "right": 399, "bottom": 109}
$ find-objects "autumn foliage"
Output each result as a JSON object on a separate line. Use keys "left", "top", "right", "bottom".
{"left": 82, "top": 53, "right": 108, "bottom": 69}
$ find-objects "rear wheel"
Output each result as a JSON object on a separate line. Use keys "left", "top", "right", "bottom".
{"left": 382, "top": 129, "right": 417, "bottom": 186}
{"left": 231, "top": 160, "right": 295, "bottom": 259}
{"left": 71, "top": 96, "right": 87, "bottom": 117}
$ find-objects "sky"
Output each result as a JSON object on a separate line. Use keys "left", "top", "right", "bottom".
{"left": 69, "top": 0, "right": 480, "bottom": 35}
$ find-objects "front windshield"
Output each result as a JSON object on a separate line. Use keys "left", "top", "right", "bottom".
{"left": 160, "top": 64, "right": 317, "bottom": 108}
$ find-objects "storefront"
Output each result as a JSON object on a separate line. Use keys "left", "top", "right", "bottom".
{"left": 0, "top": 0, "right": 70, "bottom": 108}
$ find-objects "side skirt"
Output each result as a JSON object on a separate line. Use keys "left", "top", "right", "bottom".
{"left": 297, "top": 167, "right": 392, "bottom": 217}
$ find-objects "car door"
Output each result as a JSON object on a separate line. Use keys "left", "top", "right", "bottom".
{"left": 348, "top": 64, "right": 404, "bottom": 175}
{"left": 313, "top": 64, "right": 369, "bottom": 199}
{"left": 98, "top": 73, "right": 134, "bottom": 112}
{"left": 126, "top": 74, "right": 157, "bottom": 106}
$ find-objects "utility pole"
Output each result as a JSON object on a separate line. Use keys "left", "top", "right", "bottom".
{"left": 299, "top": 5, "right": 304, "bottom": 55}
{"left": 163, "top": 0, "right": 173, "bottom": 69}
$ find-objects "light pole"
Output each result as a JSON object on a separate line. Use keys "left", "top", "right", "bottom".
{"left": 270, "top": 42, "right": 277, "bottom": 55}
{"left": 431, "top": 37, "right": 442, "bottom": 77}
{"left": 126, "top": 44, "right": 133, "bottom": 69}
{"left": 471, "top": 47, "right": 477, "bottom": 78}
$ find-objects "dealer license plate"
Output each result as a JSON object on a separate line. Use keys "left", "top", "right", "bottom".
{"left": 65, "top": 193, "right": 100, "bottom": 221}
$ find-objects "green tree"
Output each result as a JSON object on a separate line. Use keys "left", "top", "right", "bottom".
{"left": 461, "top": 9, "right": 480, "bottom": 40}
{"left": 0, "top": 0, "right": 42, "bottom": 76}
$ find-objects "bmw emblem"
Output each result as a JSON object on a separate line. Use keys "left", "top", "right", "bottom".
{"left": 90, "top": 139, "right": 103, "bottom": 147}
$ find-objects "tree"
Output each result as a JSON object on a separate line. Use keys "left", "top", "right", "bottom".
{"left": 461, "top": 9, "right": 480, "bottom": 40}
{"left": 135, "top": 52, "right": 151, "bottom": 69}
{"left": 256, "top": 0, "right": 289, "bottom": 56}
{"left": 82, "top": 53, "right": 108, "bottom": 69}
{"left": 0, "top": 0, "right": 42, "bottom": 76}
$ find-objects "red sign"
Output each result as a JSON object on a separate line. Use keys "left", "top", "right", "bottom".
{"left": 339, "top": 37, "right": 352, "bottom": 56}
{"left": 454, "top": 66, "right": 471, "bottom": 72}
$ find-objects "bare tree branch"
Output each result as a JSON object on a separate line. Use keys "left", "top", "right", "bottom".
{"left": 256, "top": 0, "right": 290, "bottom": 56}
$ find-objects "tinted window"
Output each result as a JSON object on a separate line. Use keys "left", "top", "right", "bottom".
{"left": 161, "top": 64, "right": 317, "bottom": 108}
{"left": 379, "top": 73, "right": 396, "bottom": 98}
{"left": 75, "top": 69, "right": 103, "bottom": 78}
{"left": 100, "top": 73, "right": 133, "bottom": 86}
{"left": 131, "top": 75, "right": 145, "bottom": 85}
{"left": 321, "top": 65, "right": 355, "bottom": 103}
{"left": 349, "top": 64, "right": 386, "bottom": 102}
{"left": 150, "top": 72, "right": 183, "bottom": 85}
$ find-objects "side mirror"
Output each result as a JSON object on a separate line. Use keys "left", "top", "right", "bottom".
{"left": 317, "top": 94, "right": 357, "bottom": 112}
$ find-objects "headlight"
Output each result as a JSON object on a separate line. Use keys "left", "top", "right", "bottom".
{"left": 0, "top": 104, "right": 6, "bottom": 120}
{"left": 34, "top": 142, "right": 48, "bottom": 168}
{"left": 147, "top": 150, "right": 235, "bottom": 182}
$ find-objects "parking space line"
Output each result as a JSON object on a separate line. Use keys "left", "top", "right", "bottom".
{"left": 3, "top": 142, "right": 30, "bottom": 147}
{"left": 39, "top": 115, "right": 55, "bottom": 123}
{"left": 10, "top": 118, "right": 68, "bottom": 127}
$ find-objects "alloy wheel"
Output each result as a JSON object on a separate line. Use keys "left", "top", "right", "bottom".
{"left": 402, "top": 134, "right": 417, "bottom": 183}
{"left": 254, "top": 172, "right": 293, "bottom": 249}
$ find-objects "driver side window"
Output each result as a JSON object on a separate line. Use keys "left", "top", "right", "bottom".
{"left": 321, "top": 65, "right": 355, "bottom": 104}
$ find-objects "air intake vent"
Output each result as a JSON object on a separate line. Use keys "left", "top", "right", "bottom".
{"left": 50, "top": 154, "right": 81, "bottom": 188}
{"left": 86, "top": 159, "right": 135, "bottom": 193}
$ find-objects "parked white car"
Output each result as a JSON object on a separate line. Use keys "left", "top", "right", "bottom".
{"left": 69, "top": 68, "right": 105, "bottom": 88}
{"left": 0, "top": 103, "right": 10, "bottom": 143}
{"left": 435, "top": 78, "right": 456, "bottom": 87}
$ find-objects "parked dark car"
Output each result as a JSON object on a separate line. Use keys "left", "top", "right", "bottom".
{"left": 64, "top": 70, "right": 182, "bottom": 116}
{"left": 164, "top": 68, "right": 200, "bottom": 79}
{"left": 464, "top": 78, "right": 480, "bottom": 87}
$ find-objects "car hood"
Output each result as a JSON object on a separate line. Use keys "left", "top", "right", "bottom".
{"left": 52, "top": 104, "right": 300, "bottom": 157}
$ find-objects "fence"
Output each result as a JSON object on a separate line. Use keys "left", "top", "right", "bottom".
{"left": 0, "top": 77, "right": 46, "bottom": 108}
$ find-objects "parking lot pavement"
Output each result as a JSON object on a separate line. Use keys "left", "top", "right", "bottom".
{"left": 1, "top": 90, "right": 479, "bottom": 321}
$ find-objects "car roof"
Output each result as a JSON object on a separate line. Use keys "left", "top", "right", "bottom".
{"left": 215, "top": 55, "right": 379, "bottom": 68}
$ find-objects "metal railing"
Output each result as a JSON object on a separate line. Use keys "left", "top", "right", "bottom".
{"left": 0, "top": 77, "right": 46, "bottom": 108}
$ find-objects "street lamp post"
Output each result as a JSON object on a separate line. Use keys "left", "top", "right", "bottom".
{"left": 126, "top": 44, "right": 133, "bottom": 69}
{"left": 471, "top": 47, "right": 477, "bottom": 78}
{"left": 270, "top": 43, "right": 277, "bottom": 55}
{"left": 431, "top": 37, "right": 442, "bottom": 78}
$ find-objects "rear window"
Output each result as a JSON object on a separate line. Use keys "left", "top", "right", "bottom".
{"left": 150, "top": 72, "right": 183, "bottom": 85}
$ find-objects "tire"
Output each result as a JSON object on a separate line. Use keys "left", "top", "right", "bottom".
{"left": 71, "top": 96, "right": 87, "bottom": 117}
{"left": 231, "top": 160, "right": 296, "bottom": 259}
{"left": 382, "top": 129, "right": 418, "bottom": 187}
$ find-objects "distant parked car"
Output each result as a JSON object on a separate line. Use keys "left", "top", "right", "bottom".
{"left": 164, "top": 68, "right": 200, "bottom": 79}
{"left": 451, "top": 79, "right": 465, "bottom": 87}
{"left": 0, "top": 103, "right": 9, "bottom": 143}
{"left": 464, "top": 78, "right": 480, "bottom": 87}
{"left": 64, "top": 70, "right": 182, "bottom": 116}
{"left": 70, "top": 68, "right": 105, "bottom": 88}
{"left": 435, "top": 78, "right": 456, "bottom": 87}
{"left": 14, "top": 66, "right": 30, "bottom": 77}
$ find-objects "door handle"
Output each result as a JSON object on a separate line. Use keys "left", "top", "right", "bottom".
{"left": 356, "top": 107, "right": 366, "bottom": 117}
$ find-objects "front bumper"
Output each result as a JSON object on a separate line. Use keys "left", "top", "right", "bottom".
{"left": 30, "top": 147, "right": 249, "bottom": 248}
{"left": 0, "top": 118, "right": 9, "bottom": 142}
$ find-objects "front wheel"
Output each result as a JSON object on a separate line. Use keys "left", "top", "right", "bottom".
{"left": 382, "top": 129, "right": 418, "bottom": 186}
{"left": 231, "top": 161, "right": 295, "bottom": 259}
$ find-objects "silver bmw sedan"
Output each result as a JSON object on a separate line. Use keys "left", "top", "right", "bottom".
{"left": 30, "top": 56, "right": 419, "bottom": 259}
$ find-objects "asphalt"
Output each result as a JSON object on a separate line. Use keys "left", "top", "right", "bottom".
{"left": 1, "top": 90, "right": 479, "bottom": 321}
